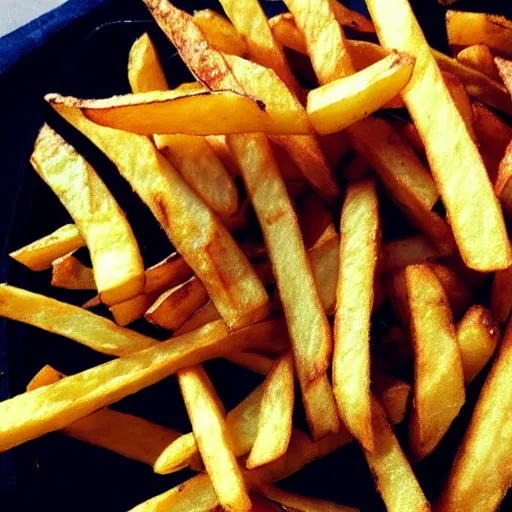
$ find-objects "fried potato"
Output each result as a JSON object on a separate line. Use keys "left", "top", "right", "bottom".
{"left": 381, "top": 236, "right": 439, "bottom": 273}
{"left": 390, "top": 119, "right": 425, "bottom": 157}
{"left": 26, "top": 364, "right": 64, "bottom": 391}
{"left": 457, "top": 44, "right": 500, "bottom": 80}
{"left": 225, "top": 352, "right": 275, "bottom": 376}
{"left": 363, "top": 397, "right": 430, "bottom": 512}
{"left": 31, "top": 125, "right": 145, "bottom": 305}
{"left": 406, "top": 265, "right": 465, "bottom": 461}
{"left": 457, "top": 306, "right": 499, "bottom": 385}
{"left": 367, "top": 0, "right": 511, "bottom": 271}
{"left": 145, "top": 277, "right": 209, "bottom": 331}
{"left": 298, "top": 193, "right": 337, "bottom": 250}
{"left": 55, "top": 90, "right": 311, "bottom": 136}
{"left": 246, "top": 352, "right": 294, "bottom": 469}
{"left": 218, "top": 0, "right": 300, "bottom": 96}
{"left": 307, "top": 51, "right": 415, "bottom": 135}
{"left": 175, "top": 301, "right": 221, "bottom": 335}
{"left": 328, "top": 0, "right": 374, "bottom": 34}
{"left": 495, "top": 56, "right": 512, "bottom": 97}
{"left": 446, "top": 11, "right": 512, "bottom": 58}
{"left": 178, "top": 365, "right": 251, "bottom": 512}
{"left": 206, "top": 135, "right": 242, "bottom": 177}
{"left": 495, "top": 140, "right": 512, "bottom": 217}
{"left": 491, "top": 261, "right": 512, "bottom": 324}
{"left": 439, "top": 319, "right": 512, "bottom": 512}
{"left": 269, "top": 13, "right": 309, "bottom": 55}
{"left": 9, "top": 224, "right": 84, "bottom": 271}
{"left": 334, "top": 180, "right": 379, "bottom": 451}
{"left": 192, "top": 9, "right": 247, "bottom": 56}
{"left": 51, "top": 252, "right": 95, "bottom": 290}
{"left": 47, "top": 99, "right": 269, "bottom": 330}
{"left": 372, "top": 372, "right": 411, "bottom": 426}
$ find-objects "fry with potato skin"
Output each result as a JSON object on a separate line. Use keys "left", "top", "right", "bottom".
{"left": 366, "top": 0, "right": 511, "bottom": 271}
{"left": 51, "top": 253, "right": 96, "bottom": 290}
{"left": 406, "top": 264, "right": 465, "bottom": 461}
{"left": 31, "top": 125, "right": 145, "bottom": 305}
{"left": 9, "top": 224, "right": 85, "bottom": 271}
{"left": 334, "top": 180, "right": 379, "bottom": 452}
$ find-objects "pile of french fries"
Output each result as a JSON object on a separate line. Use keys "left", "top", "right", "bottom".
{"left": 2, "top": 0, "right": 512, "bottom": 510}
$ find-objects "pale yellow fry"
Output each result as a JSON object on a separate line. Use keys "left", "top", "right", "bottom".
{"left": 307, "top": 51, "right": 415, "bottom": 134}
{"left": 334, "top": 179, "right": 379, "bottom": 452}
{"left": 363, "top": 397, "right": 430, "bottom": 512}
{"left": 218, "top": 0, "right": 300, "bottom": 96}
{"left": 456, "top": 306, "right": 500, "bottom": 385}
{"left": 309, "top": 235, "right": 339, "bottom": 315}
{"left": 128, "top": 32, "right": 168, "bottom": 92}
{"left": 246, "top": 352, "right": 294, "bottom": 469}
{"left": 439, "top": 319, "right": 512, "bottom": 512}
{"left": 51, "top": 253, "right": 96, "bottom": 290}
{"left": 31, "top": 125, "right": 145, "bottom": 305}
{"left": 175, "top": 301, "right": 221, "bottom": 335}
{"left": 367, "top": 0, "right": 511, "bottom": 271}
{"left": 406, "top": 264, "right": 465, "bottom": 461}
{"left": 178, "top": 366, "right": 251, "bottom": 512}
{"left": 10, "top": 224, "right": 85, "bottom": 271}
{"left": 47, "top": 99, "right": 269, "bottom": 330}
{"left": 372, "top": 372, "right": 411, "bottom": 426}
{"left": 381, "top": 236, "right": 440, "bottom": 273}
{"left": 225, "top": 352, "right": 275, "bottom": 376}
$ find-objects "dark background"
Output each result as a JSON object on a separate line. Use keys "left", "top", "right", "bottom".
{"left": 1, "top": 0, "right": 511, "bottom": 510}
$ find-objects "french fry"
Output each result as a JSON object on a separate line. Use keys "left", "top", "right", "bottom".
{"left": 495, "top": 56, "right": 512, "bottom": 97}
{"left": 372, "top": 372, "right": 411, "bottom": 426}
{"left": 206, "top": 135, "right": 241, "bottom": 177}
{"left": 307, "top": 51, "right": 415, "bottom": 135}
{"left": 246, "top": 352, "right": 294, "bottom": 469}
{"left": 343, "top": 154, "right": 369, "bottom": 181}
{"left": 457, "top": 44, "right": 500, "bottom": 81}
{"left": 439, "top": 319, "right": 512, "bottom": 512}
{"left": 298, "top": 193, "right": 337, "bottom": 250}
{"left": 446, "top": 11, "right": 512, "bottom": 58}
{"left": 381, "top": 236, "right": 439, "bottom": 273}
{"left": 55, "top": 90, "right": 311, "bottom": 136}
{"left": 457, "top": 306, "right": 499, "bottom": 385}
{"left": 178, "top": 365, "right": 251, "bottom": 512}
{"left": 334, "top": 180, "right": 380, "bottom": 451}
{"left": 31, "top": 125, "right": 145, "bottom": 305}
{"left": 367, "top": 0, "right": 511, "bottom": 271}
{"left": 269, "top": 13, "right": 309, "bottom": 55}
{"left": 51, "top": 253, "right": 96, "bottom": 290}
{"left": 406, "top": 264, "right": 465, "bottom": 460}
{"left": 390, "top": 119, "right": 425, "bottom": 157}
{"left": 144, "top": 277, "right": 209, "bottom": 331}
{"left": 363, "top": 397, "right": 430, "bottom": 512}
{"left": 225, "top": 352, "right": 275, "bottom": 376}
{"left": 26, "top": 364, "right": 64, "bottom": 391}
{"left": 491, "top": 263, "right": 512, "bottom": 324}
{"left": 174, "top": 81, "right": 208, "bottom": 94}
{"left": 47, "top": 98, "right": 269, "bottom": 330}
{"left": 495, "top": 140, "right": 512, "bottom": 216}
{"left": 174, "top": 301, "right": 221, "bottom": 335}
{"left": 9, "top": 224, "right": 84, "bottom": 271}
{"left": 328, "top": 0, "right": 374, "bottom": 34}
{"left": 272, "top": 142, "right": 306, "bottom": 182}
{"left": 218, "top": 0, "right": 301, "bottom": 96}
{"left": 192, "top": 9, "right": 247, "bottom": 57}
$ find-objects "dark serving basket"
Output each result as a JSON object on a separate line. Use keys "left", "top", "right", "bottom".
{"left": 0, "top": 0, "right": 511, "bottom": 510}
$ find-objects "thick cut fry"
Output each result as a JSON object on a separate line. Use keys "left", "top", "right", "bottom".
{"left": 381, "top": 236, "right": 439, "bottom": 273}
{"left": 457, "top": 45, "right": 500, "bottom": 81}
{"left": 258, "top": 485, "right": 358, "bottom": 512}
{"left": 307, "top": 51, "right": 415, "bottom": 134}
{"left": 175, "top": 301, "right": 221, "bottom": 335}
{"left": 447, "top": 11, "right": 512, "bottom": 58}
{"left": 298, "top": 193, "right": 336, "bottom": 250}
{"left": 366, "top": 0, "right": 511, "bottom": 271}
{"left": 334, "top": 180, "right": 379, "bottom": 451}
{"left": 51, "top": 253, "right": 96, "bottom": 290}
{"left": 145, "top": 277, "right": 209, "bottom": 331}
{"left": 328, "top": 0, "right": 374, "bottom": 33}
{"left": 363, "top": 397, "right": 430, "bottom": 512}
{"left": 390, "top": 120, "right": 425, "bottom": 157}
{"left": 228, "top": 133, "right": 339, "bottom": 439}
{"left": 206, "top": 135, "right": 241, "bottom": 176}
{"left": 218, "top": 0, "right": 300, "bottom": 96}
{"left": 439, "top": 319, "right": 512, "bottom": 512}
{"left": 192, "top": 9, "right": 247, "bottom": 57}
{"left": 406, "top": 265, "right": 465, "bottom": 461}
{"left": 492, "top": 262, "right": 512, "bottom": 324}
{"left": 48, "top": 99, "right": 269, "bottom": 330}
{"left": 225, "top": 352, "right": 275, "bottom": 376}
{"left": 178, "top": 366, "right": 251, "bottom": 512}
{"left": 457, "top": 306, "right": 499, "bottom": 385}
{"left": 496, "top": 141, "right": 512, "bottom": 216}
{"left": 31, "top": 125, "right": 145, "bottom": 305}
{"left": 246, "top": 352, "right": 294, "bottom": 469}
{"left": 495, "top": 56, "right": 512, "bottom": 96}
{"left": 9, "top": 224, "right": 85, "bottom": 271}
{"left": 55, "top": 91, "right": 311, "bottom": 136}
{"left": 372, "top": 372, "right": 411, "bottom": 426}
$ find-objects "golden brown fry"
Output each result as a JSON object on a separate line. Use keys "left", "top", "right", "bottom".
{"left": 192, "top": 9, "right": 247, "bottom": 56}
{"left": 174, "top": 301, "right": 221, "bottom": 335}
{"left": 495, "top": 56, "right": 512, "bottom": 97}
{"left": 269, "top": 13, "right": 308, "bottom": 55}
{"left": 334, "top": 180, "right": 379, "bottom": 451}
{"left": 439, "top": 319, "right": 512, "bottom": 512}
{"left": 406, "top": 264, "right": 465, "bottom": 461}
{"left": 178, "top": 365, "right": 251, "bottom": 512}
{"left": 298, "top": 193, "right": 337, "bottom": 250}
{"left": 225, "top": 352, "right": 275, "bottom": 376}
{"left": 9, "top": 224, "right": 85, "bottom": 271}
{"left": 246, "top": 352, "right": 294, "bottom": 469}
{"left": 328, "top": 0, "right": 374, "bottom": 33}
{"left": 51, "top": 252, "right": 96, "bottom": 290}
{"left": 495, "top": 140, "right": 512, "bottom": 216}
{"left": 457, "top": 44, "right": 500, "bottom": 81}
{"left": 26, "top": 365, "right": 64, "bottom": 391}
{"left": 381, "top": 236, "right": 439, "bottom": 273}
{"left": 128, "top": 32, "right": 168, "bottom": 92}
{"left": 447, "top": 11, "right": 512, "bottom": 58}
{"left": 390, "top": 119, "right": 425, "bottom": 157}
{"left": 205, "top": 135, "right": 241, "bottom": 176}
{"left": 144, "top": 277, "right": 209, "bottom": 331}
{"left": 492, "top": 262, "right": 512, "bottom": 325}
{"left": 31, "top": 125, "right": 145, "bottom": 305}
{"left": 372, "top": 372, "right": 411, "bottom": 426}
{"left": 457, "top": 306, "right": 499, "bottom": 385}
{"left": 307, "top": 51, "right": 415, "bottom": 134}
{"left": 47, "top": 99, "right": 269, "bottom": 330}
{"left": 363, "top": 397, "right": 430, "bottom": 512}
{"left": 367, "top": 0, "right": 511, "bottom": 271}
